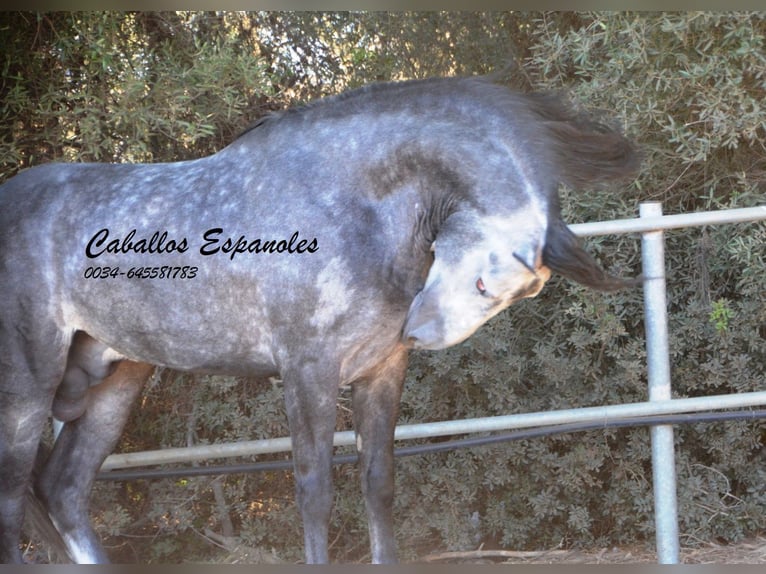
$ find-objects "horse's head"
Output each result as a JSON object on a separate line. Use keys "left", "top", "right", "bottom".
{"left": 402, "top": 206, "right": 551, "bottom": 350}
{"left": 402, "top": 201, "right": 637, "bottom": 350}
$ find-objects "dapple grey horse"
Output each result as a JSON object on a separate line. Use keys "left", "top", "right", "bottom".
{"left": 0, "top": 76, "right": 639, "bottom": 563}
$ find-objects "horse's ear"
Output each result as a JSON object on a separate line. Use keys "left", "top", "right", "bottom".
{"left": 512, "top": 238, "right": 544, "bottom": 274}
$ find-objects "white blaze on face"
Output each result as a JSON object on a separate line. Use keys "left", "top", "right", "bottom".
{"left": 403, "top": 208, "right": 550, "bottom": 350}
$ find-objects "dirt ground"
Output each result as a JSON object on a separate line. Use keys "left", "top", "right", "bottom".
{"left": 22, "top": 537, "right": 766, "bottom": 564}
{"left": 22, "top": 512, "right": 766, "bottom": 564}
{"left": 209, "top": 536, "right": 766, "bottom": 564}
{"left": 414, "top": 536, "right": 766, "bottom": 564}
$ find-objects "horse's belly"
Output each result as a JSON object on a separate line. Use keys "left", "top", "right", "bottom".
{"left": 61, "top": 281, "right": 278, "bottom": 377}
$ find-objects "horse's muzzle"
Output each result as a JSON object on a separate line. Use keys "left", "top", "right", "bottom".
{"left": 402, "top": 290, "right": 447, "bottom": 350}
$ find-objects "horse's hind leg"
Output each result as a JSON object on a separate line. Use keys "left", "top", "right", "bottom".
{"left": 0, "top": 383, "right": 56, "bottom": 564}
{"left": 34, "top": 360, "right": 153, "bottom": 564}
{"left": 0, "top": 314, "right": 70, "bottom": 563}
{"left": 351, "top": 347, "right": 408, "bottom": 564}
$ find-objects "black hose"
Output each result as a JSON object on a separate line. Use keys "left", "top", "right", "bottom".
{"left": 96, "top": 408, "right": 766, "bottom": 482}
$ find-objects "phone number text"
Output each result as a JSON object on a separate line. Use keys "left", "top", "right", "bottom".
{"left": 83, "top": 266, "right": 199, "bottom": 280}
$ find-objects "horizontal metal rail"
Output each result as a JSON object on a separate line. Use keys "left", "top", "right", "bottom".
{"left": 101, "top": 389, "right": 766, "bottom": 471}
{"left": 569, "top": 205, "right": 766, "bottom": 236}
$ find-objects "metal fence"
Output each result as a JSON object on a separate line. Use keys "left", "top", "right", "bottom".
{"left": 99, "top": 203, "right": 766, "bottom": 564}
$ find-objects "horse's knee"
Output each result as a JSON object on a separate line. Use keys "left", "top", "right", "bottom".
{"left": 364, "top": 465, "right": 394, "bottom": 504}
{"left": 294, "top": 466, "right": 332, "bottom": 508}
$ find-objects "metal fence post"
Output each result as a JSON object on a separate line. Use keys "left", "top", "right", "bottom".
{"left": 640, "top": 201, "right": 680, "bottom": 564}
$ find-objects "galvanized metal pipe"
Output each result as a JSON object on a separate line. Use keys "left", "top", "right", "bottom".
{"left": 101, "top": 389, "right": 766, "bottom": 470}
{"left": 570, "top": 205, "right": 766, "bottom": 237}
{"left": 640, "top": 202, "right": 679, "bottom": 564}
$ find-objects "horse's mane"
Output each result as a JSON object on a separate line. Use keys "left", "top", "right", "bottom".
{"left": 234, "top": 77, "right": 466, "bottom": 140}
{"left": 234, "top": 77, "right": 639, "bottom": 189}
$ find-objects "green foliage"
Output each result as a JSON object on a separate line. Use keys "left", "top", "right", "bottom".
{"left": 1, "top": 12, "right": 274, "bottom": 174}
{"left": 7, "top": 11, "right": 764, "bottom": 563}
{"left": 709, "top": 299, "right": 733, "bottom": 334}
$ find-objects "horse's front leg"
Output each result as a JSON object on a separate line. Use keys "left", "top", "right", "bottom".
{"left": 34, "top": 361, "right": 153, "bottom": 564}
{"left": 282, "top": 366, "right": 341, "bottom": 564}
{"left": 351, "top": 346, "right": 408, "bottom": 564}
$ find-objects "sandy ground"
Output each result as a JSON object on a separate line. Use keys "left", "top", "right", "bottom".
{"left": 204, "top": 535, "right": 766, "bottom": 564}
{"left": 414, "top": 536, "right": 766, "bottom": 564}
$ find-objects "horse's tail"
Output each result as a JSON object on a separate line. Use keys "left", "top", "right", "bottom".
{"left": 23, "top": 444, "right": 72, "bottom": 563}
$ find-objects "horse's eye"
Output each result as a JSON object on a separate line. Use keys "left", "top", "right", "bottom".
{"left": 476, "top": 277, "right": 487, "bottom": 295}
